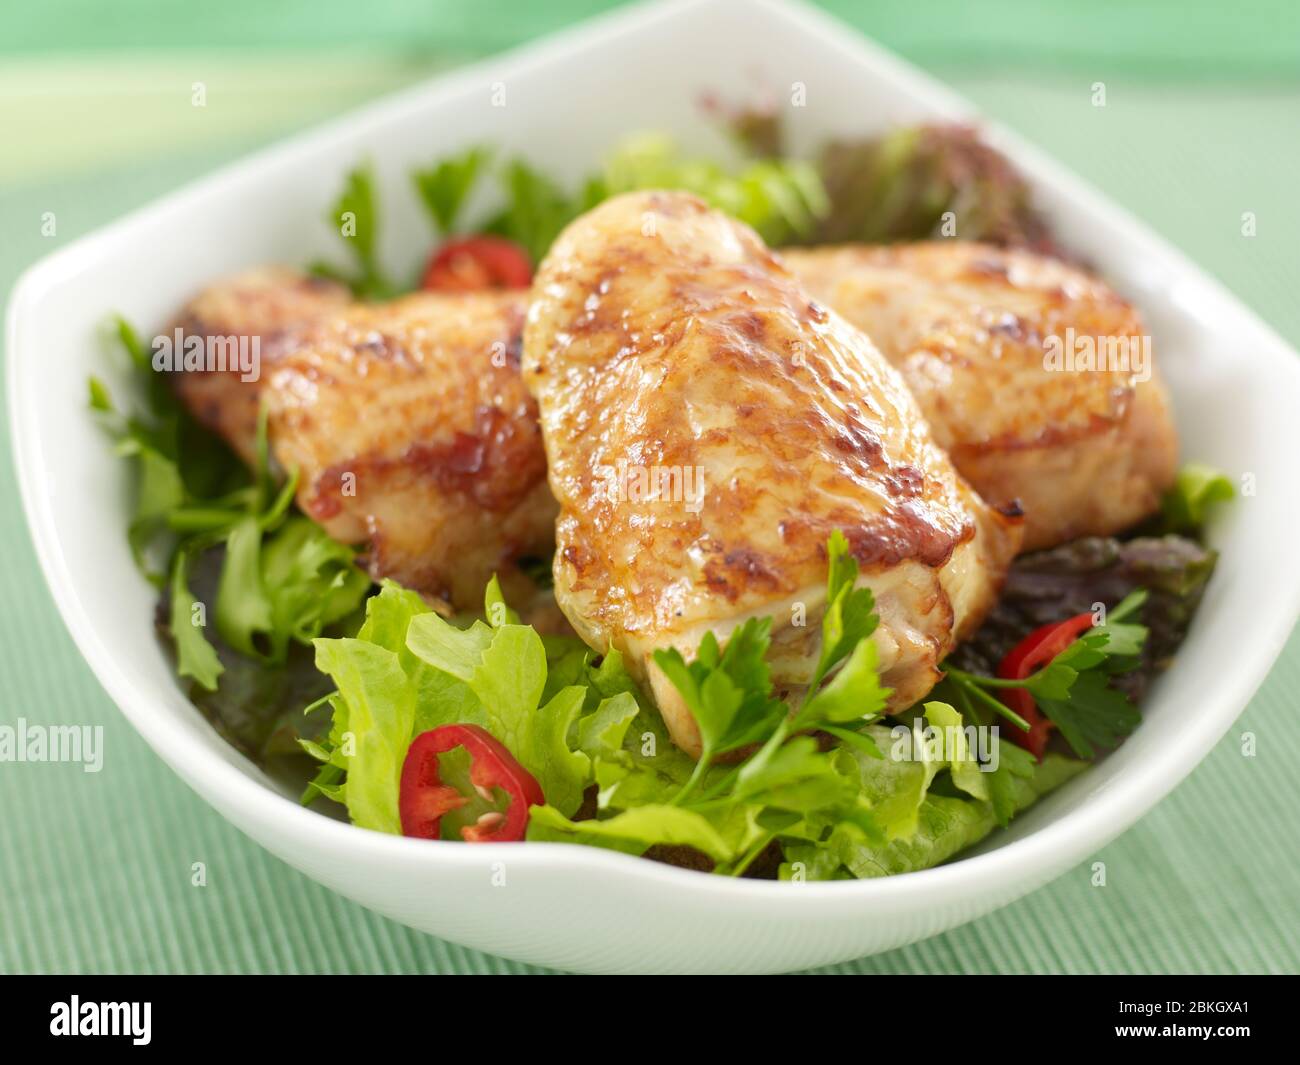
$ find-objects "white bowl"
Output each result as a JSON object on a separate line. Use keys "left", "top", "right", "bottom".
{"left": 9, "top": 0, "right": 1300, "bottom": 974}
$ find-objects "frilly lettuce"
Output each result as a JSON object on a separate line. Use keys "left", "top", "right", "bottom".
{"left": 783, "top": 752, "right": 1085, "bottom": 880}
{"left": 304, "top": 547, "right": 1087, "bottom": 878}
{"left": 306, "top": 580, "right": 652, "bottom": 829}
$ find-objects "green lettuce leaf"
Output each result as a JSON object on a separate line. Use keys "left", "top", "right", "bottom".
{"left": 404, "top": 610, "right": 592, "bottom": 815}
{"left": 985, "top": 739, "right": 1039, "bottom": 828}
{"left": 169, "top": 550, "right": 223, "bottom": 692}
{"left": 260, "top": 516, "right": 371, "bottom": 660}
{"left": 848, "top": 703, "right": 986, "bottom": 841}
{"left": 577, "top": 691, "right": 640, "bottom": 761}
{"left": 922, "top": 701, "right": 989, "bottom": 802}
{"left": 1159, "top": 462, "right": 1234, "bottom": 535}
{"left": 313, "top": 637, "right": 415, "bottom": 835}
{"left": 600, "top": 132, "right": 828, "bottom": 246}
{"left": 301, "top": 581, "right": 437, "bottom": 806}
{"left": 783, "top": 753, "right": 1086, "bottom": 880}
{"left": 528, "top": 803, "right": 736, "bottom": 863}
{"left": 214, "top": 515, "right": 273, "bottom": 657}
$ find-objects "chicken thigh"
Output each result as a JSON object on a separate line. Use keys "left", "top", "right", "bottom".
{"left": 523, "top": 191, "right": 1022, "bottom": 757}
{"left": 783, "top": 243, "right": 1178, "bottom": 550}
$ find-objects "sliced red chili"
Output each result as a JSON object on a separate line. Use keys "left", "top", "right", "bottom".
{"left": 399, "top": 723, "right": 543, "bottom": 843}
{"left": 421, "top": 236, "right": 533, "bottom": 291}
{"left": 996, "top": 612, "right": 1095, "bottom": 758}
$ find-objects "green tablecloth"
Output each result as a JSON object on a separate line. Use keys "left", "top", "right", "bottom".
{"left": 3, "top": 1, "right": 1299, "bottom": 974}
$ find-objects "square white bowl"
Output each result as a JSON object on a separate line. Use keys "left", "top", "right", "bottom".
{"left": 8, "top": 0, "right": 1300, "bottom": 974}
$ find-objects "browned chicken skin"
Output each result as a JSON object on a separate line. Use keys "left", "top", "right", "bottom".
{"left": 783, "top": 243, "right": 1178, "bottom": 550}
{"left": 523, "top": 192, "right": 1021, "bottom": 757}
{"left": 169, "top": 270, "right": 555, "bottom": 610}
{"left": 171, "top": 266, "right": 352, "bottom": 466}
{"left": 266, "top": 290, "right": 556, "bottom": 607}
{"left": 171, "top": 234, "right": 1176, "bottom": 707}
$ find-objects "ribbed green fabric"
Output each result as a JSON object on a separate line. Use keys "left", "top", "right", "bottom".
{"left": 2, "top": 6, "right": 1298, "bottom": 974}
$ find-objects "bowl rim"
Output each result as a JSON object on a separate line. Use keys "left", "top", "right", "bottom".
{"left": 7, "top": 0, "right": 1300, "bottom": 911}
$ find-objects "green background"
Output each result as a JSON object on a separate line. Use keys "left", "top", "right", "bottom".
{"left": 2, "top": 0, "right": 1298, "bottom": 974}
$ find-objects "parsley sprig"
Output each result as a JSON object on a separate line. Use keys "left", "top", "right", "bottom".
{"left": 310, "top": 163, "right": 399, "bottom": 300}
{"left": 652, "top": 532, "right": 890, "bottom": 814}
{"left": 943, "top": 590, "right": 1149, "bottom": 759}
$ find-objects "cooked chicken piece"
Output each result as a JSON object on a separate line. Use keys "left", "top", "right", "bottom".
{"left": 266, "top": 290, "right": 557, "bottom": 609}
{"left": 523, "top": 192, "right": 1022, "bottom": 757}
{"left": 171, "top": 266, "right": 352, "bottom": 464}
{"left": 783, "top": 243, "right": 1178, "bottom": 550}
{"left": 170, "top": 270, "right": 556, "bottom": 611}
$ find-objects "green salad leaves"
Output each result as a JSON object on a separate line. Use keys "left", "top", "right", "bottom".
{"left": 304, "top": 579, "right": 637, "bottom": 826}
{"left": 305, "top": 533, "right": 1084, "bottom": 879}
{"left": 944, "top": 590, "right": 1150, "bottom": 759}
{"left": 313, "top": 132, "right": 830, "bottom": 294}
{"left": 810, "top": 124, "right": 1057, "bottom": 253}
{"left": 90, "top": 319, "right": 370, "bottom": 693}
{"left": 310, "top": 121, "right": 1078, "bottom": 301}
{"left": 596, "top": 133, "right": 828, "bottom": 247}
{"left": 413, "top": 145, "right": 492, "bottom": 235}
{"left": 1158, "top": 462, "right": 1235, "bottom": 535}
{"left": 474, "top": 133, "right": 828, "bottom": 258}
{"left": 311, "top": 163, "right": 399, "bottom": 300}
